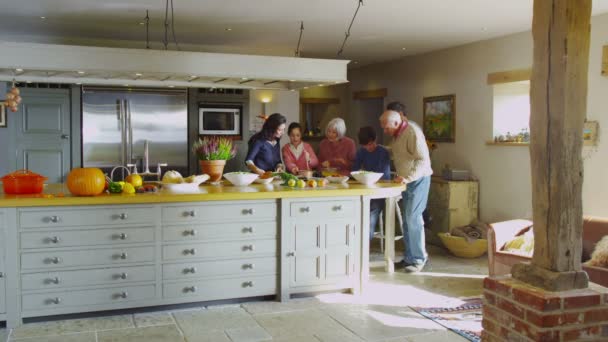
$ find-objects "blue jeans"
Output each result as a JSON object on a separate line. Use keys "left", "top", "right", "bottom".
{"left": 401, "top": 176, "right": 431, "bottom": 266}
{"left": 369, "top": 199, "right": 384, "bottom": 241}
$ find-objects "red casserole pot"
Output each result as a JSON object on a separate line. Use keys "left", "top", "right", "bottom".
{"left": 1, "top": 169, "right": 48, "bottom": 194}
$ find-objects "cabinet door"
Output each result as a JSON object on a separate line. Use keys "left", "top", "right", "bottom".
{"left": 288, "top": 223, "right": 324, "bottom": 287}
{"left": 0, "top": 213, "right": 5, "bottom": 314}
{"left": 325, "top": 221, "right": 355, "bottom": 283}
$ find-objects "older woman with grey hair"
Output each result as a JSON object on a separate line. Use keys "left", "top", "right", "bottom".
{"left": 317, "top": 117, "right": 356, "bottom": 176}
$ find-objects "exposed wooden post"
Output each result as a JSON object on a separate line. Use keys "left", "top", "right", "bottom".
{"left": 512, "top": 0, "right": 592, "bottom": 291}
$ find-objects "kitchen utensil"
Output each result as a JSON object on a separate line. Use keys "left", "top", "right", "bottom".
{"left": 1, "top": 169, "right": 48, "bottom": 194}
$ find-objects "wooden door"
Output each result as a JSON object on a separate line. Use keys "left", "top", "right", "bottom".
{"left": 13, "top": 89, "right": 71, "bottom": 183}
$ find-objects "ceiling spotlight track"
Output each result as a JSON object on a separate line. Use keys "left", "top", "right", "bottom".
{"left": 337, "top": 0, "right": 364, "bottom": 56}
{"left": 295, "top": 21, "right": 304, "bottom": 57}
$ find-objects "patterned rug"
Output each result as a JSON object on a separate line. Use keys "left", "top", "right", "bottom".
{"left": 411, "top": 297, "right": 483, "bottom": 342}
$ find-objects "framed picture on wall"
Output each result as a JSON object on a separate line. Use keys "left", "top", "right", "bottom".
{"left": 0, "top": 103, "right": 6, "bottom": 128}
{"left": 423, "top": 94, "right": 455, "bottom": 142}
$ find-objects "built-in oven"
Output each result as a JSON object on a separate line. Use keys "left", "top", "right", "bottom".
{"left": 198, "top": 103, "right": 242, "bottom": 135}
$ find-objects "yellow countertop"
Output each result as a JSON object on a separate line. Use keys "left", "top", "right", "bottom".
{"left": 0, "top": 181, "right": 405, "bottom": 207}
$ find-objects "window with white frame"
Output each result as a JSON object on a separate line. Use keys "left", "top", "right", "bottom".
{"left": 492, "top": 80, "right": 530, "bottom": 143}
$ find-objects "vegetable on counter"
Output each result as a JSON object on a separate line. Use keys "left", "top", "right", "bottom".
{"left": 66, "top": 168, "right": 106, "bottom": 196}
{"left": 108, "top": 182, "right": 123, "bottom": 194}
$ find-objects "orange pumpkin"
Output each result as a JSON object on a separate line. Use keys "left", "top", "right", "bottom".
{"left": 67, "top": 168, "right": 106, "bottom": 196}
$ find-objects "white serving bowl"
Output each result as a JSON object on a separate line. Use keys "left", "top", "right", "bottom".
{"left": 350, "top": 171, "right": 383, "bottom": 185}
{"left": 161, "top": 182, "right": 204, "bottom": 194}
{"left": 224, "top": 172, "right": 259, "bottom": 186}
{"left": 253, "top": 177, "right": 274, "bottom": 184}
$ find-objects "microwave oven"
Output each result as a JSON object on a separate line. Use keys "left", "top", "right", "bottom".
{"left": 198, "top": 106, "right": 241, "bottom": 135}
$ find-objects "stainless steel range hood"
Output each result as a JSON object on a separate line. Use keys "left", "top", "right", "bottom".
{"left": 0, "top": 42, "right": 349, "bottom": 90}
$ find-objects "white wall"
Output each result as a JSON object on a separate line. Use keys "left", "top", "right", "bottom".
{"left": 348, "top": 13, "right": 608, "bottom": 222}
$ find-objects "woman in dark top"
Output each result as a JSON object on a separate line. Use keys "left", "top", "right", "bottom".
{"left": 245, "top": 113, "right": 287, "bottom": 175}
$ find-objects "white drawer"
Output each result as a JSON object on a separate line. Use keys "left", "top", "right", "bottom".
{"left": 162, "top": 239, "right": 276, "bottom": 261}
{"left": 163, "top": 275, "right": 276, "bottom": 300}
{"left": 21, "top": 265, "right": 156, "bottom": 291}
{"left": 290, "top": 200, "right": 355, "bottom": 219}
{"left": 162, "top": 202, "right": 276, "bottom": 223}
{"left": 22, "top": 284, "right": 156, "bottom": 311}
{"left": 162, "top": 257, "right": 277, "bottom": 280}
{"left": 19, "top": 207, "right": 155, "bottom": 229}
{"left": 20, "top": 227, "right": 155, "bottom": 249}
{"left": 162, "top": 222, "right": 276, "bottom": 242}
{"left": 21, "top": 246, "right": 155, "bottom": 270}
{"left": 0, "top": 278, "right": 5, "bottom": 314}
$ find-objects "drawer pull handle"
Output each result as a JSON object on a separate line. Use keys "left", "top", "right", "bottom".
{"left": 184, "top": 286, "right": 197, "bottom": 293}
{"left": 184, "top": 210, "right": 196, "bottom": 217}
{"left": 242, "top": 227, "right": 254, "bottom": 233}
{"left": 0, "top": 272, "right": 3, "bottom": 278}
{"left": 242, "top": 281, "right": 254, "bottom": 287}
{"left": 118, "top": 252, "right": 128, "bottom": 260}
{"left": 49, "top": 297, "right": 61, "bottom": 305}
{"left": 49, "top": 236, "right": 61, "bottom": 244}
{"left": 116, "top": 233, "right": 128, "bottom": 240}
{"left": 242, "top": 208, "right": 254, "bottom": 215}
{"left": 116, "top": 291, "right": 128, "bottom": 299}
{"left": 333, "top": 205, "right": 343, "bottom": 211}
{"left": 46, "top": 257, "right": 62, "bottom": 264}
{"left": 119, "top": 213, "right": 128, "bottom": 220}
{"left": 46, "top": 276, "right": 60, "bottom": 284}
{"left": 242, "top": 245, "right": 255, "bottom": 251}
{"left": 300, "top": 207, "right": 310, "bottom": 213}
{"left": 48, "top": 216, "right": 59, "bottom": 223}
{"left": 242, "top": 263, "right": 255, "bottom": 270}
{"left": 119, "top": 272, "right": 128, "bottom": 280}
{"left": 183, "top": 248, "right": 196, "bottom": 255}
{"left": 184, "top": 267, "right": 197, "bottom": 274}
{"left": 183, "top": 229, "right": 197, "bottom": 236}
{"left": 286, "top": 252, "right": 296, "bottom": 257}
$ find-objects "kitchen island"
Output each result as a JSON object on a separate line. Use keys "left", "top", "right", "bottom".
{"left": 0, "top": 181, "right": 404, "bottom": 327}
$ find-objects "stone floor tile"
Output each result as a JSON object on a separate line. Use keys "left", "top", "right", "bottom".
{"left": 321, "top": 304, "right": 446, "bottom": 340}
{"left": 133, "top": 312, "right": 175, "bottom": 328}
{"left": 269, "top": 336, "right": 321, "bottom": 342}
{"left": 97, "top": 325, "right": 184, "bottom": 342}
{"left": 224, "top": 326, "right": 272, "bottom": 342}
{"left": 404, "top": 330, "right": 470, "bottom": 342}
{"left": 180, "top": 330, "right": 231, "bottom": 342}
{"left": 253, "top": 309, "right": 352, "bottom": 340}
{"left": 173, "top": 307, "right": 259, "bottom": 339}
{"left": 314, "top": 328, "right": 365, "bottom": 342}
{"left": 11, "top": 315, "right": 134, "bottom": 339}
{"left": 241, "top": 297, "right": 323, "bottom": 315}
{"left": 10, "top": 332, "right": 96, "bottom": 342}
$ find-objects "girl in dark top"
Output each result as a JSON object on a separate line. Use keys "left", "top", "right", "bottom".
{"left": 245, "top": 113, "right": 287, "bottom": 175}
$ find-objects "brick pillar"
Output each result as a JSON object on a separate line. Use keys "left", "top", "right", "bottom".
{"left": 482, "top": 277, "right": 608, "bottom": 341}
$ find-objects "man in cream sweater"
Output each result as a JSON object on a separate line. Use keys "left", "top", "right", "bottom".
{"left": 380, "top": 109, "right": 433, "bottom": 272}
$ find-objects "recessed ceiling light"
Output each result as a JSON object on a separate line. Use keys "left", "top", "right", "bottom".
{"left": 290, "top": 89, "right": 295, "bottom": 92}
{"left": 190, "top": 75, "right": 197, "bottom": 78}
{"left": 15, "top": 68, "right": 23, "bottom": 72}
{"left": 318, "top": 84, "right": 324, "bottom": 87}
{"left": 290, "top": 80, "right": 296, "bottom": 82}
{"left": 168, "top": 85, "right": 175, "bottom": 88}
{"left": 139, "top": 22, "right": 145, "bottom": 26}
{"left": 76, "top": 82, "right": 82, "bottom": 85}
{"left": 77, "top": 71, "right": 85, "bottom": 75}
{"left": 353, "top": 61, "right": 358, "bottom": 64}
{"left": 135, "top": 73, "right": 143, "bottom": 77}
{"left": 303, "top": 87, "right": 308, "bottom": 89}
{"left": 124, "top": 84, "right": 130, "bottom": 87}
{"left": 26, "top": 81, "right": 32, "bottom": 84}
{"left": 40, "top": 16, "right": 46, "bottom": 20}
{"left": 225, "top": 28, "right": 232, "bottom": 31}
{"left": 241, "top": 77, "right": 248, "bottom": 80}
{"left": 402, "top": 47, "right": 406, "bottom": 50}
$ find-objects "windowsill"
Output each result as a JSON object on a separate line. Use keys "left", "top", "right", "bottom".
{"left": 486, "top": 141, "right": 529, "bottom": 146}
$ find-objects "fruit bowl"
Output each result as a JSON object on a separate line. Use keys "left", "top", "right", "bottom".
{"left": 438, "top": 233, "right": 488, "bottom": 258}
{"left": 321, "top": 167, "right": 339, "bottom": 177}
{"left": 350, "top": 171, "right": 383, "bottom": 185}
{"left": 224, "top": 172, "right": 259, "bottom": 186}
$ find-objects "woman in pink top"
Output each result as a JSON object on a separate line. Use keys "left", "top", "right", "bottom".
{"left": 318, "top": 118, "right": 356, "bottom": 176}
{"left": 282, "top": 122, "right": 319, "bottom": 174}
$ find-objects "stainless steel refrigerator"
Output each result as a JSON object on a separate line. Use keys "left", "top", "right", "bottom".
{"left": 82, "top": 87, "right": 189, "bottom": 179}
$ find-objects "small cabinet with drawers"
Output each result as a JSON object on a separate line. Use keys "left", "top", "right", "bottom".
{"left": 160, "top": 200, "right": 278, "bottom": 302}
{"left": 281, "top": 198, "right": 360, "bottom": 299}
{"left": 17, "top": 205, "right": 158, "bottom": 317}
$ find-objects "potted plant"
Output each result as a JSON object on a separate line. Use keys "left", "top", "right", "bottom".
{"left": 192, "top": 136, "right": 237, "bottom": 182}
